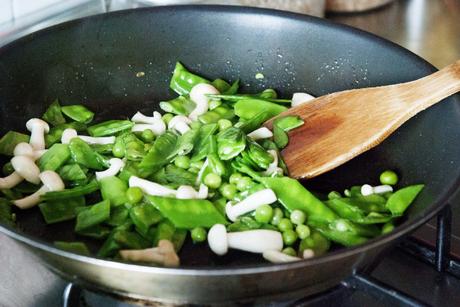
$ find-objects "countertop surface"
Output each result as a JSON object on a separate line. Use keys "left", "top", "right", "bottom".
{"left": 0, "top": 0, "right": 459, "bottom": 306}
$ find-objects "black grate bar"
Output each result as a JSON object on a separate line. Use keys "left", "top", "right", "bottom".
{"left": 435, "top": 205, "right": 452, "bottom": 272}
{"left": 343, "top": 274, "right": 429, "bottom": 307}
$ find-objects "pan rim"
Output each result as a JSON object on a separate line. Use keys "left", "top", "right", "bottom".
{"left": 0, "top": 4, "right": 459, "bottom": 276}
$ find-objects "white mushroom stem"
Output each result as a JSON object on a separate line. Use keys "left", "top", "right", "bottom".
{"left": 188, "top": 83, "right": 220, "bottom": 120}
{"left": 26, "top": 118, "right": 50, "bottom": 150}
{"left": 263, "top": 250, "right": 301, "bottom": 263}
{"left": 14, "top": 171, "right": 64, "bottom": 209}
{"left": 95, "top": 158, "right": 125, "bottom": 180}
{"left": 13, "top": 142, "right": 46, "bottom": 160}
{"left": 0, "top": 172, "right": 23, "bottom": 189}
{"left": 11, "top": 155, "right": 41, "bottom": 184}
{"left": 291, "top": 92, "right": 315, "bottom": 107}
{"left": 129, "top": 176, "right": 176, "bottom": 197}
{"left": 119, "top": 240, "right": 179, "bottom": 267}
{"left": 225, "top": 189, "right": 277, "bottom": 222}
{"left": 61, "top": 128, "right": 115, "bottom": 145}
{"left": 131, "top": 111, "right": 166, "bottom": 135}
{"left": 208, "top": 224, "right": 283, "bottom": 255}
{"left": 175, "top": 184, "right": 208, "bottom": 199}
{"left": 361, "top": 184, "right": 393, "bottom": 196}
{"left": 262, "top": 150, "right": 283, "bottom": 177}
{"left": 303, "top": 249, "right": 315, "bottom": 259}
{"left": 247, "top": 127, "right": 273, "bottom": 140}
{"left": 168, "top": 115, "right": 191, "bottom": 135}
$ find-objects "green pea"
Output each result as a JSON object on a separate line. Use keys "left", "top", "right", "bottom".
{"left": 290, "top": 210, "right": 306, "bottom": 225}
{"left": 382, "top": 222, "right": 395, "bottom": 234}
{"left": 112, "top": 142, "right": 125, "bottom": 158}
{"left": 191, "top": 227, "right": 207, "bottom": 243}
{"left": 282, "top": 230, "right": 298, "bottom": 246}
{"left": 296, "top": 224, "right": 311, "bottom": 239}
{"left": 344, "top": 189, "right": 351, "bottom": 197}
{"left": 278, "top": 218, "right": 293, "bottom": 232}
{"left": 126, "top": 141, "right": 143, "bottom": 151}
{"left": 270, "top": 208, "right": 283, "bottom": 226}
{"left": 141, "top": 129, "right": 155, "bottom": 143}
{"left": 380, "top": 170, "right": 399, "bottom": 185}
{"left": 282, "top": 247, "right": 297, "bottom": 257}
{"left": 328, "top": 191, "right": 342, "bottom": 200}
{"left": 219, "top": 183, "right": 237, "bottom": 200}
{"left": 218, "top": 119, "right": 232, "bottom": 131}
{"left": 188, "top": 167, "right": 200, "bottom": 174}
{"left": 236, "top": 176, "right": 253, "bottom": 191}
{"left": 126, "top": 187, "right": 143, "bottom": 204}
{"left": 162, "top": 113, "right": 174, "bottom": 124}
{"left": 229, "top": 173, "right": 243, "bottom": 185}
{"left": 204, "top": 173, "right": 222, "bottom": 189}
{"left": 174, "top": 156, "right": 191, "bottom": 169}
{"left": 190, "top": 160, "right": 204, "bottom": 170}
{"left": 254, "top": 204, "right": 274, "bottom": 223}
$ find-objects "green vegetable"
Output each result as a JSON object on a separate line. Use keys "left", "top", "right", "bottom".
{"left": 217, "top": 119, "right": 232, "bottom": 131}
{"left": 45, "top": 122, "right": 86, "bottom": 147}
{"left": 254, "top": 204, "right": 273, "bottom": 223}
{"left": 326, "top": 198, "right": 393, "bottom": 224}
{"left": 75, "top": 200, "right": 110, "bottom": 232}
{"left": 42, "top": 100, "right": 66, "bottom": 126}
{"left": 170, "top": 62, "right": 210, "bottom": 95}
{"left": 130, "top": 203, "right": 163, "bottom": 236}
{"left": 58, "top": 164, "right": 87, "bottom": 182}
{"left": 271, "top": 207, "right": 284, "bottom": 226}
{"left": 113, "top": 230, "right": 150, "bottom": 250}
{"left": 282, "top": 247, "right": 297, "bottom": 257}
{"left": 234, "top": 99, "right": 287, "bottom": 120}
{"left": 191, "top": 227, "right": 207, "bottom": 243}
{"left": 236, "top": 111, "right": 272, "bottom": 133}
{"left": 151, "top": 220, "right": 176, "bottom": 246}
{"left": 126, "top": 187, "right": 144, "bottom": 204}
{"left": 191, "top": 123, "right": 218, "bottom": 162}
{"left": 278, "top": 218, "right": 293, "bottom": 232}
{"left": 296, "top": 224, "right": 311, "bottom": 239}
{"left": 38, "top": 144, "right": 70, "bottom": 171}
{"left": 139, "top": 131, "right": 178, "bottom": 173}
{"left": 0, "top": 131, "right": 29, "bottom": 156}
{"left": 217, "top": 127, "right": 246, "bottom": 160}
{"left": 198, "top": 106, "right": 235, "bottom": 124}
{"left": 219, "top": 183, "right": 237, "bottom": 200}
{"left": 61, "top": 105, "right": 94, "bottom": 123}
{"left": 282, "top": 229, "right": 298, "bottom": 246}
{"left": 380, "top": 170, "right": 399, "bottom": 185}
{"left": 69, "top": 138, "right": 108, "bottom": 170}
{"left": 160, "top": 96, "right": 196, "bottom": 115}
{"left": 0, "top": 198, "right": 15, "bottom": 227}
{"left": 88, "top": 120, "right": 134, "bottom": 137}
{"left": 2, "top": 162, "right": 14, "bottom": 176}
{"left": 100, "top": 176, "right": 128, "bottom": 206}
{"left": 174, "top": 156, "right": 191, "bottom": 169}
{"left": 290, "top": 210, "right": 306, "bottom": 225}
{"left": 41, "top": 180, "right": 99, "bottom": 200}
{"left": 76, "top": 225, "right": 111, "bottom": 239}
{"left": 273, "top": 116, "right": 304, "bottom": 149}
{"left": 146, "top": 196, "right": 226, "bottom": 229}
{"left": 386, "top": 184, "right": 424, "bottom": 216}
{"left": 38, "top": 196, "right": 85, "bottom": 224}
{"left": 164, "top": 165, "right": 197, "bottom": 186}
{"left": 307, "top": 219, "right": 369, "bottom": 247}
{"left": 173, "top": 126, "right": 200, "bottom": 156}
{"left": 54, "top": 241, "right": 90, "bottom": 255}
{"left": 204, "top": 173, "right": 222, "bottom": 189}
{"left": 299, "top": 231, "right": 330, "bottom": 256}
{"left": 106, "top": 205, "right": 129, "bottom": 226}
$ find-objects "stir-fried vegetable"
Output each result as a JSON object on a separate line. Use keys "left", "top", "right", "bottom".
{"left": 0, "top": 62, "right": 424, "bottom": 266}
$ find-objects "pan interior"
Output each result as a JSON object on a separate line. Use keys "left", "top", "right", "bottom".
{"left": 0, "top": 6, "right": 459, "bottom": 268}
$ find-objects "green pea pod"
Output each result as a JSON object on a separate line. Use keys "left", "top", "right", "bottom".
{"left": 38, "top": 144, "right": 71, "bottom": 171}
{"left": 208, "top": 91, "right": 290, "bottom": 104}
{"left": 191, "top": 123, "right": 218, "bottom": 162}
{"left": 45, "top": 122, "right": 87, "bottom": 147}
{"left": 0, "top": 131, "right": 30, "bottom": 156}
{"left": 171, "top": 229, "right": 187, "bottom": 252}
{"left": 113, "top": 229, "right": 150, "bottom": 250}
{"left": 259, "top": 88, "right": 278, "bottom": 99}
{"left": 260, "top": 139, "right": 289, "bottom": 175}
{"left": 146, "top": 196, "right": 227, "bottom": 229}
{"left": 211, "top": 78, "right": 231, "bottom": 93}
{"left": 139, "top": 131, "right": 178, "bottom": 173}
{"left": 170, "top": 62, "right": 210, "bottom": 96}
{"left": 152, "top": 220, "right": 176, "bottom": 246}
{"left": 100, "top": 176, "right": 128, "bottom": 206}
{"left": 76, "top": 224, "right": 111, "bottom": 240}
{"left": 54, "top": 241, "right": 90, "bottom": 255}
{"left": 97, "top": 232, "right": 121, "bottom": 257}
{"left": 69, "top": 138, "right": 108, "bottom": 170}
{"left": 0, "top": 198, "right": 15, "bottom": 227}
{"left": 386, "top": 184, "right": 424, "bottom": 216}
{"left": 164, "top": 165, "right": 197, "bottom": 186}
{"left": 273, "top": 116, "right": 304, "bottom": 149}
{"left": 130, "top": 203, "right": 163, "bottom": 236}
{"left": 75, "top": 199, "right": 110, "bottom": 232}
{"left": 91, "top": 143, "right": 114, "bottom": 154}
{"left": 42, "top": 100, "right": 66, "bottom": 126}
{"left": 235, "top": 111, "right": 272, "bottom": 134}
{"left": 246, "top": 141, "right": 274, "bottom": 169}
{"left": 173, "top": 126, "right": 200, "bottom": 157}
{"left": 38, "top": 196, "right": 85, "bottom": 224}
{"left": 41, "top": 180, "right": 99, "bottom": 200}
{"left": 234, "top": 99, "right": 287, "bottom": 120}
{"left": 308, "top": 219, "right": 369, "bottom": 247}
{"left": 58, "top": 164, "right": 87, "bottom": 182}
{"left": 298, "top": 231, "right": 331, "bottom": 256}
{"left": 114, "top": 132, "right": 146, "bottom": 161}
{"left": 160, "top": 96, "right": 196, "bottom": 116}
{"left": 227, "top": 216, "right": 262, "bottom": 232}
{"left": 198, "top": 105, "right": 235, "bottom": 124}
{"left": 61, "top": 105, "right": 94, "bottom": 124}
{"left": 223, "top": 79, "right": 240, "bottom": 95}
{"left": 217, "top": 127, "right": 246, "bottom": 160}
{"left": 88, "top": 120, "right": 134, "bottom": 137}
{"left": 326, "top": 198, "right": 393, "bottom": 224}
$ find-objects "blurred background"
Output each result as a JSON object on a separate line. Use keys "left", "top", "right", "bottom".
{"left": 0, "top": 0, "right": 458, "bottom": 68}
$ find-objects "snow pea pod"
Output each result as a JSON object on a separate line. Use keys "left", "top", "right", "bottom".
{"left": 245, "top": 141, "right": 274, "bottom": 169}
{"left": 42, "top": 100, "right": 66, "bottom": 126}
{"left": 77, "top": 225, "right": 111, "bottom": 240}
{"left": 273, "top": 116, "right": 304, "bottom": 149}
{"left": 58, "top": 164, "right": 87, "bottom": 182}
{"left": 113, "top": 229, "right": 150, "bottom": 250}
{"left": 75, "top": 199, "right": 110, "bottom": 232}
{"left": 307, "top": 219, "right": 368, "bottom": 247}
{"left": 386, "top": 184, "right": 424, "bottom": 216}
{"left": 146, "top": 195, "right": 226, "bottom": 229}
{"left": 45, "top": 122, "right": 86, "bottom": 147}
{"left": 61, "top": 105, "right": 94, "bottom": 124}
{"left": 0, "top": 131, "right": 30, "bottom": 156}
{"left": 298, "top": 231, "right": 330, "bottom": 256}
{"left": 41, "top": 180, "right": 99, "bottom": 200}
{"left": 0, "top": 198, "right": 14, "bottom": 227}
{"left": 69, "top": 138, "right": 108, "bottom": 170}
{"left": 173, "top": 126, "right": 200, "bottom": 157}
{"left": 191, "top": 123, "right": 218, "bottom": 162}
{"left": 236, "top": 111, "right": 272, "bottom": 134}
{"left": 170, "top": 62, "right": 210, "bottom": 96}
{"left": 100, "top": 176, "right": 129, "bottom": 206}
{"left": 164, "top": 165, "right": 197, "bottom": 186}
{"left": 139, "top": 131, "right": 178, "bottom": 173}
{"left": 198, "top": 105, "right": 235, "bottom": 124}
{"left": 88, "top": 120, "right": 134, "bottom": 137}
{"left": 106, "top": 205, "right": 129, "bottom": 227}
{"left": 211, "top": 78, "right": 232, "bottom": 93}
{"left": 217, "top": 127, "right": 246, "bottom": 160}
{"left": 234, "top": 99, "right": 287, "bottom": 120}
{"left": 326, "top": 198, "right": 393, "bottom": 224}
{"left": 54, "top": 241, "right": 90, "bottom": 255}
{"left": 130, "top": 203, "right": 163, "bottom": 236}
{"left": 160, "top": 96, "right": 196, "bottom": 115}
{"left": 38, "top": 144, "right": 70, "bottom": 171}
{"left": 38, "top": 196, "right": 85, "bottom": 224}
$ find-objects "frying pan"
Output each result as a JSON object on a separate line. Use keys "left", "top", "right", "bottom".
{"left": 0, "top": 5, "right": 459, "bottom": 304}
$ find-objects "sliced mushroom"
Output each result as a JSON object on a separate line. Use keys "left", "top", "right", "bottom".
{"left": 14, "top": 171, "right": 64, "bottom": 209}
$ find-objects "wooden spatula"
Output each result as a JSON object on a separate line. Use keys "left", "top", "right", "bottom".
{"left": 265, "top": 60, "right": 460, "bottom": 179}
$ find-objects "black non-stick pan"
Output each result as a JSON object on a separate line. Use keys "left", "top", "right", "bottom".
{"left": 0, "top": 6, "right": 459, "bottom": 304}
